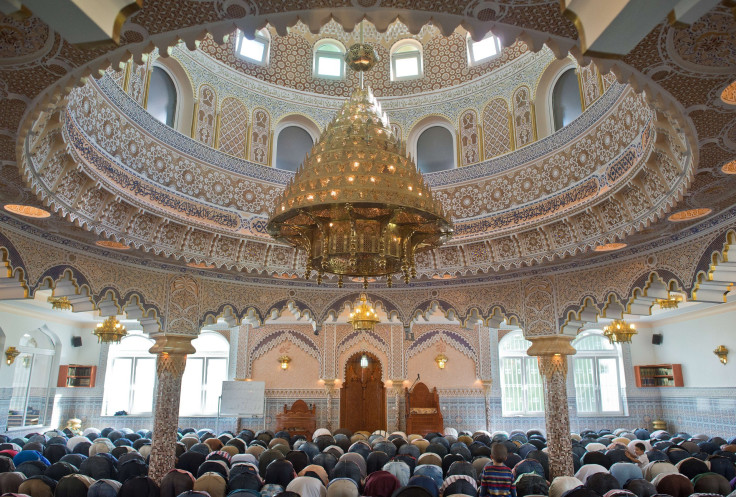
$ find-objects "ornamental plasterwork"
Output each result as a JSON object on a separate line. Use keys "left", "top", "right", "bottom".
{"left": 20, "top": 67, "right": 694, "bottom": 274}
{"left": 171, "top": 41, "right": 551, "bottom": 132}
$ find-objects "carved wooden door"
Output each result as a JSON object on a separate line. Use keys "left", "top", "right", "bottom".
{"left": 340, "top": 353, "right": 386, "bottom": 432}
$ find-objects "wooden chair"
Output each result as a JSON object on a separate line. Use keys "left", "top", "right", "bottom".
{"left": 405, "top": 382, "right": 444, "bottom": 436}
{"left": 275, "top": 399, "right": 317, "bottom": 441}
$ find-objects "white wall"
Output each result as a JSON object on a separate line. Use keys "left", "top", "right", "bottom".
{"left": 637, "top": 304, "right": 736, "bottom": 388}
{"left": 0, "top": 304, "right": 101, "bottom": 388}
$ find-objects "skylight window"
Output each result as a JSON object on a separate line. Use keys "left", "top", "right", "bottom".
{"left": 314, "top": 40, "right": 346, "bottom": 79}
{"left": 468, "top": 34, "right": 502, "bottom": 65}
{"left": 391, "top": 41, "right": 423, "bottom": 81}
{"left": 236, "top": 29, "right": 270, "bottom": 65}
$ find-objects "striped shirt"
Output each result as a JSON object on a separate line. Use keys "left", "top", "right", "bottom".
{"left": 478, "top": 463, "right": 517, "bottom": 497}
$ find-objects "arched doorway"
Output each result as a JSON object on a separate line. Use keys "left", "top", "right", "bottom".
{"left": 340, "top": 352, "right": 386, "bottom": 432}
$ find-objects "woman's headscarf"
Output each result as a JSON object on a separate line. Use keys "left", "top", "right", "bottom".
{"left": 264, "top": 459, "right": 296, "bottom": 487}
{"left": 692, "top": 472, "right": 732, "bottom": 496}
{"left": 119, "top": 476, "right": 159, "bottom": 497}
{"left": 585, "top": 472, "right": 621, "bottom": 496}
{"left": 327, "top": 478, "right": 360, "bottom": 497}
{"left": 390, "top": 485, "right": 435, "bottom": 497}
{"left": 0, "top": 472, "right": 26, "bottom": 494}
{"left": 17, "top": 475, "right": 56, "bottom": 497}
{"left": 439, "top": 475, "right": 477, "bottom": 497}
{"left": 193, "top": 472, "right": 227, "bottom": 497}
{"left": 331, "top": 461, "right": 362, "bottom": 487}
{"left": 286, "top": 476, "right": 327, "bottom": 497}
{"left": 414, "top": 465, "right": 443, "bottom": 489}
{"left": 514, "top": 473, "right": 548, "bottom": 497}
{"left": 549, "top": 476, "right": 584, "bottom": 497}
{"left": 339, "top": 453, "right": 367, "bottom": 479}
{"left": 160, "top": 468, "right": 195, "bottom": 497}
{"left": 623, "top": 478, "right": 657, "bottom": 497}
{"left": 367, "top": 452, "right": 390, "bottom": 475}
{"left": 652, "top": 473, "right": 694, "bottom": 497}
{"left": 55, "top": 474, "right": 95, "bottom": 497}
{"left": 87, "top": 478, "right": 123, "bottom": 497}
{"left": 609, "top": 462, "right": 643, "bottom": 487}
{"left": 574, "top": 464, "right": 609, "bottom": 484}
{"left": 408, "top": 475, "right": 439, "bottom": 497}
{"left": 364, "top": 471, "right": 401, "bottom": 497}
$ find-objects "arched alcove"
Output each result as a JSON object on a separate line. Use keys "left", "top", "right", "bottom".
{"left": 408, "top": 118, "right": 457, "bottom": 173}
{"left": 152, "top": 57, "right": 194, "bottom": 135}
{"left": 534, "top": 58, "right": 577, "bottom": 139}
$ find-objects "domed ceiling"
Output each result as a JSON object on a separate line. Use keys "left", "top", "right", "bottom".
{"left": 1, "top": 5, "right": 735, "bottom": 289}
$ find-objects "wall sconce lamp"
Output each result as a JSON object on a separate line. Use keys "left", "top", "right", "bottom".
{"left": 714, "top": 345, "right": 728, "bottom": 365}
{"left": 435, "top": 354, "right": 448, "bottom": 370}
{"left": 278, "top": 355, "right": 291, "bottom": 371}
{"left": 5, "top": 346, "right": 19, "bottom": 365}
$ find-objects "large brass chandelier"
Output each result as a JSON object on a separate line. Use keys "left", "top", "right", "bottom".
{"left": 266, "top": 36, "right": 452, "bottom": 288}
{"left": 93, "top": 316, "right": 127, "bottom": 343}
{"left": 348, "top": 294, "right": 380, "bottom": 332}
{"left": 602, "top": 319, "right": 637, "bottom": 344}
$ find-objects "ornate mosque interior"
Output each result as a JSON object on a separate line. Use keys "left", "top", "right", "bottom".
{"left": 0, "top": 0, "right": 735, "bottom": 480}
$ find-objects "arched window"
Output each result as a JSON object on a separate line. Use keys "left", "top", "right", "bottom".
{"left": 7, "top": 328, "right": 56, "bottom": 428}
{"left": 416, "top": 125, "right": 455, "bottom": 173}
{"left": 179, "top": 331, "right": 229, "bottom": 416}
{"left": 391, "top": 40, "right": 422, "bottom": 81}
{"left": 467, "top": 33, "right": 502, "bottom": 65}
{"left": 275, "top": 125, "right": 314, "bottom": 171}
{"left": 499, "top": 330, "right": 544, "bottom": 415}
{"left": 572, "top": 330, "right": 626, "bottom": 415}
{"left": 102, "top": 333, "right": 156, "bottom": 416}
{"left": 146, "top": 66, "right": 178, "bottom": 127}
{"left": 552, "top": 68, "right": 583, "bottom": 131}
{"left": 236, "top": 28, "right": 270, "bottom": 65}
{"left": 314, "top": 40, "right": 345, "bottom": 79}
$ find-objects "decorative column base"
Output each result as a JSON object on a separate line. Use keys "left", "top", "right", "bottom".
{"left": 528, "top": 335, "right": 576, "bottom": 479}
{"left": 148, "top": 335, "right": 196, "bottom": 483}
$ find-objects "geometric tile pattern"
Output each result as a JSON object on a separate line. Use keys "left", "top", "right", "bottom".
{"left": 482, "top": 98, "right": 512, "bottom": 159}
{"left": 218, "top": 97, "right": 248, "bottom": 158}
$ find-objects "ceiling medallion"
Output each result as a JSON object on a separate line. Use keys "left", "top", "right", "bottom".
{"left": 266, "top": 30, "right": 452, "bottom": 288}
{"left": 594, "top": 243, "right": 627, "bottom": 252}
{"left": 93, "top": 316, "right": 127, "bottom": 343}
{"left": 95, "top": 240, "right": 131, "bottom": 250}
{"left": 348, "top": 293, "right": 380, "bottom": 332}
{"left": 3, "top": 204, "right": 51, "bottom": 218}
{"left": 602, "top": 319, "right": 637, "bottom": 344}
{"left": 48, "top": 296, "right": 72, "bottom": 311}
{"left": 722, "top": 160, "right": 736, "bottom": 174}
{"left": 667, "top": 208, "right": 712, "bottom": 222}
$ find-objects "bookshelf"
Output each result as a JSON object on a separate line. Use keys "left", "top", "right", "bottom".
{"left": 634, "top": 364, "right": 683, "bottom": 387}
{"left": 57, "top": 365, "right": 97, "bottom": 388}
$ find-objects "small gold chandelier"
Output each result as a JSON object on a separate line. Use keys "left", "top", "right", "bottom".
{"left": 93, "top": 316, "right": 127, "bottom": 343}
{"left": 266, "top": 37, "right": 452, "bottom": 288}
{"left": 656, "top": 295, "right": 682, "bottom": 309}
{"left": 348, "top": 294, "right": 380, "bottom": 332}
{"left": 603, "top": 319, "right": 637, "bottom": 344}
{"left": 48, "top": 296, "right": 72, "bottom": 310}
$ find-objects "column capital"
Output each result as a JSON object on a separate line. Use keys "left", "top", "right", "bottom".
{"left": 480, "top": 379, "right": 493, "bottom": 393}
{"left": 321, "top": 378, "right": 337, "bottom": 393}
{"left": 148, "top": 334, "right": 196, "bottom": 355}
{"left": 526, "top": 335, "right": 576, "bottom": 356}
{"left": 527, "top": 335, "right": 576, "bottom": 377}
